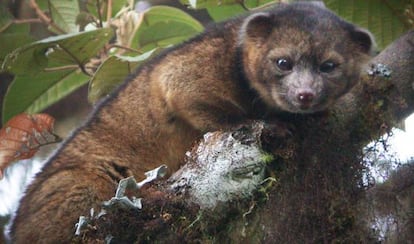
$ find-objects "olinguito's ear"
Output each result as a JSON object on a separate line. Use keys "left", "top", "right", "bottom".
{"left": 238, "top": 12, "right": 274, "bottom": 46}
{"left": 350, "top": 27, "right": 376, "bottom": 55}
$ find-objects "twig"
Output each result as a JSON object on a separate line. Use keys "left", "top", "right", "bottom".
{"left": 13, "top": 18, "right": 42, "bottom": 24}
{"left": 106, "top": 0, "right": 113, "bottom": 27}
{"left": 96, "top": 0, "right": 104, "bottom": 28}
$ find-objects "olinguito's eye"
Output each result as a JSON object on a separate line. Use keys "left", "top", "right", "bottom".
{"left": 319, "top": 61, "right": 337, "bottom": 73}
{"left": 276, "top": 58, "right": 293, "bottom": 71}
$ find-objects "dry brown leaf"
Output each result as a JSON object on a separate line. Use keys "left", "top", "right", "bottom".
{"left": 0, "top": 113, "right": 61, "bottom": 179}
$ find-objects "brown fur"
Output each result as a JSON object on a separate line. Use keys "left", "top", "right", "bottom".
{"left": 10, "top": 3, "right": 374, "bottom": 242}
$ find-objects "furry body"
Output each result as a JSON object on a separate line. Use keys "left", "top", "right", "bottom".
{"left": 11, "top": 3, "right": 373, "bottom": 242}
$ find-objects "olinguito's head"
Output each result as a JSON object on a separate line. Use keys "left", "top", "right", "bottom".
{"left": 238, "top": 2, "right": 375, "bottom": 113}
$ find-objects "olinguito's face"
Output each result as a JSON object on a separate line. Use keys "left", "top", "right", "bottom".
{"left": 239, "top": 3, "right": 374, "bottom": 113}
{"left": 260, "top": 29, "right": 359, "bottom": 113}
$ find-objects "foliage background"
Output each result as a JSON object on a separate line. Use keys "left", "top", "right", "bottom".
{"left": 0, "top": 0, "right": 413, "bottom": 242}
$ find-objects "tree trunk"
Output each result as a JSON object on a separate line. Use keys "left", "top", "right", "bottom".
{"left": 75, "top": 30, "right": 414, "bottom": 243}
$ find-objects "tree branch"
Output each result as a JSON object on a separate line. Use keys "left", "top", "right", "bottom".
{"left": 74, "top": 30, "right": 414, "bottom": 243}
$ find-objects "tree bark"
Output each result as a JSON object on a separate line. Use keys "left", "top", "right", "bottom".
{"left": 75, "top": 30, "right": 414, "bottom": 243}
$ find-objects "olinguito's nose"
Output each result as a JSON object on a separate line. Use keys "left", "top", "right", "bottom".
{"left": 297, "top": 91, "right": 315, "bottom": 105}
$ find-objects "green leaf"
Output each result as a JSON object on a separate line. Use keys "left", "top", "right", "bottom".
{"left": 48, "top": 0, "right": 81, "bottom": 33}
{"left": 1, "top": 28, "right": 114, "bottom": 123}
{"left": 206, "top": 5, "right": 246, "bottom": 22}
{"left": 2, "top": 28, "right": 114, "bottom": 75}
{"left": 1, "top": 22, "right": 31, "bottom": 34}
{"left": 0, "top": 33, "right": 35, "bottom": 65}
{"left": 180, "top": 0, "right": 242, "bottom": 9}
{"left": 132, "top": 6, "right": 204, "bottom": 52}
{"left": 181, "top": 0, "right": 276, "bottom": 21}
{"left": 243, "top": 0, "right": 277, "bottom": 9}
{"left": 180, "top": 0, "right": 275, "bottom": 10}
{"left": 88, "top": 49, "right": 159, "bottom": 103}
{"left": 0, "top": 24, "right": 35, "bottom": 65}
{"left": 36, "top": 0, "right": 50, "bottom": 11}
{"left": 325, "top": 0, "right": 414, "bottom": 49}
{"left": 2, "top": 69, "right": 89, "bottom": 124}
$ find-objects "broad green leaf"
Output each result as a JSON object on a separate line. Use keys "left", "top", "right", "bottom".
{"left": 181, "top": 0, "right": 276, "bottom": 21}
{"left": 206, "top": 5, "right": 246, "bottom": 22}
{"left": 36, "top": 0, "right": 50, "bottom": 11}
{"left": 0, "top": 24, "right": 35, "bottom": 64}
{"left": 0, "top": 33, "right": 35, "bottom": 65}
{"left": 1, "top": 22, "right": 31, "bottom": 34}
{"left": 88, "top": 49, "right": 159, "bottom": 103}
{"left": 325, "top": 0, "right": 414, "bottom": 49}
{"left": 48, "top": 0, "right": 81, "bottom": 33}
{"left": 180, "top": 0, "right": 241, "bottom": 9}
{"left": 1, "top": 28, "right": 114, "bottom": 123}
{"left": 181, "top": 0, "right": 275, "bottom": 10}
{"left": 2, "top": 69, "right": 89, "bottom": 124}
{"left": 132, "top": 6, "right": 204, "bottom": 52}
{"left": 243, "top": 0, "right": 277, "bottom": 9}
{"left": 2, "top": 28, "right": 114, "bottom": 75}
